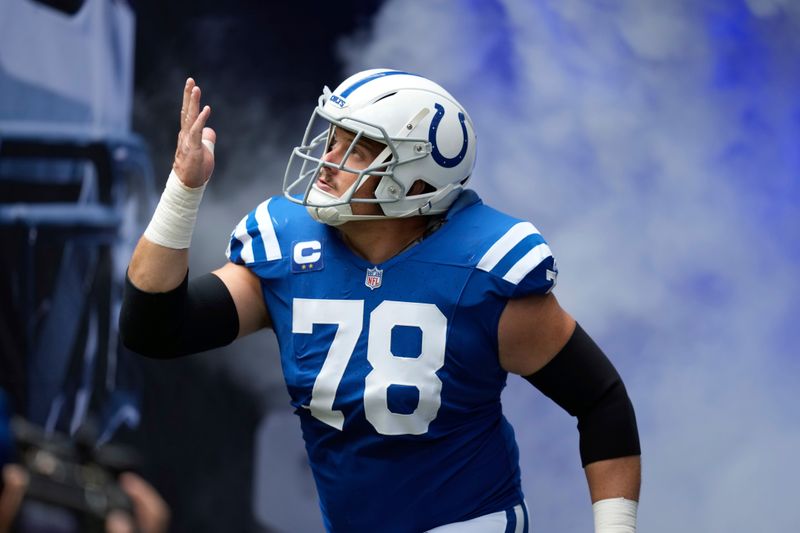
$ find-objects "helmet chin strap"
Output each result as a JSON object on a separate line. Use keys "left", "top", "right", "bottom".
{"left": 306, "top": 180, "right": 462, "bottom": 225}
{"left": 306, "top": 185, "right": 353, "bottom": 226}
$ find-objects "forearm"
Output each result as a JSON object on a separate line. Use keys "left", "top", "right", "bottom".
{"left": 128, "top": 236, "right": 189, "bottom": 292}
{"left": 121, "top": 192, "right": 241, "bottom": 357}
{"left": 518, "top": 321, "right": 641, "bottom": 530}
{"left": 129, "top": 162, "right": 208, "bottom": 292}
{"left": 585, "top": 455, "right": 640, "bottom": 503}
{"left": 586, "top": 455, "right": 640, "bottom": 532}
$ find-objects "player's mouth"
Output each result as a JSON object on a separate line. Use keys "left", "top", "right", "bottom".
{"left": 315, "top": 176, "right": 337, "bottom": 195}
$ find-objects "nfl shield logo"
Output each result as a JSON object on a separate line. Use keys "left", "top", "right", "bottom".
{"left": 365, "top": 267, "right": 383, "bottom": 290}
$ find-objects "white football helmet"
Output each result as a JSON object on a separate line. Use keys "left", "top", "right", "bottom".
{"left": 283, "top": 68, "right": 477, "bottom": 225}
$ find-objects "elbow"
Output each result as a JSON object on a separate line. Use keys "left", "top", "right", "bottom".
{"left": 118, "top": 313, "right": 184, "bottom": 359}
{"left": 118, "top": 270, "right": 192, "bottom": 359}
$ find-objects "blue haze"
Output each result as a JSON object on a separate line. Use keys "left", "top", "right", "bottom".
{"left": 336, "top": 1, "right": 800, "bottom": 531}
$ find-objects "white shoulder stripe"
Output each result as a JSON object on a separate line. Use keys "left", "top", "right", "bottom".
{"left": 233, "top": 215, "right": 254, "bottom": 264}
{"left": 255, "top": 199, "right": 281, "bottom": 260}
{"left": 503, "top": 243, "right": 552, "bottom": 284}
{"left": 477, "top": 221, "right": 539, "bottom": 273}
{"left": 230, "top": 199, "right": 281, "bottom": 264}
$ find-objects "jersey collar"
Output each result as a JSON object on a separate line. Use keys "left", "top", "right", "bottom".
{"left": 445, "top": 189, "right": 482, "bottom": 220}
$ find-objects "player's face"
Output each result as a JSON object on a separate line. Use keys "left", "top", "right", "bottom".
{"left": 317, "top": 127, "right": 385, "bottom": 200}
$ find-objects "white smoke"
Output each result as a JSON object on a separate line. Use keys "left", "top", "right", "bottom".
{"left": 339, "top": 1, "right": 800, "bottom": 531}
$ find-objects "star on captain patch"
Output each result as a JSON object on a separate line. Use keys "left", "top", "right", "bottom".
{"left": 365, "top": 266, "right": 383, "bottom": 290}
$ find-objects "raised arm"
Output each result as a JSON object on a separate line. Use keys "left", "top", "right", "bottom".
{"left": 498, "top": 293, "right": 641, "bottom": 532}
{"left": 128, "top": 78, "right": 214, "bottom": 291}
{"left": 120, "top": 79, "right": 269, "bottom": 358}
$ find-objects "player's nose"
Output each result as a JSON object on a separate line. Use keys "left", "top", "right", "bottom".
{"left": 322, "top": 144, "right": 346, "bottom": 168}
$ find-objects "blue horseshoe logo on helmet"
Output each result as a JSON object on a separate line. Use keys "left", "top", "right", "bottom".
{"left": 428, "top": 103, "right": 469, "bottom": 168}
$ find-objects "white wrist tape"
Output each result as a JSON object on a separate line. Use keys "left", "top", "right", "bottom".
{"left": 143, "top": 169, "right": 206, "bottom": 249}
{"left": 593, "top": 497, "right": 638, "bottom": 533}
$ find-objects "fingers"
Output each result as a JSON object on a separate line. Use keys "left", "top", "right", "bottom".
{"left": 201, "top": 127, "right": 217, "bottom": 156}
{"left": 119, "top": 473, "right": 170, "bottom": 533}
{"left": 173, "top": 78, "right": 215, "bottom": 186}
{"left": 189, "top": 104, "right": 211, "bottom": 145}
{"left": 180, "top": 78, "right": 208, "bottom": 136}
{"left": 179, "top": 77, "right": 212, "bottom": 146}
{"left": 105, "top": 510, "right": 136, "bottom": 533}
{"left": 180, "top": 78, "right": 194, "bottom": 130}
{"left": 186, "top": 86, "right": 201, "bottom": 132}
{"left": 202, "top": 126, "right": 217, "bottom": 145}
{"left": 0, "top": 465, "right": 29, "bottom": 532}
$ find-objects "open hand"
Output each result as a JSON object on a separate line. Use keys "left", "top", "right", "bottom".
{"left": 173, "top": 78, "right": 216, "bottom": 188}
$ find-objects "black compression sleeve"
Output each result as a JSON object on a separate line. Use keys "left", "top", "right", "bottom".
{"left": 524, "top": 323, "right": 640, "bottom": 467}
{"left": 119, "top": 271, "right": 239, "bottom": 358}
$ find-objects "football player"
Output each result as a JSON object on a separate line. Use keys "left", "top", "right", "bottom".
{"left": 120, "top": 70, "right": 641, "bottom": 532}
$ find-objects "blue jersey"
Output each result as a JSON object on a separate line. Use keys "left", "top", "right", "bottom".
{"left": 227, "top": 190, "right": 557, "bottom": 532}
